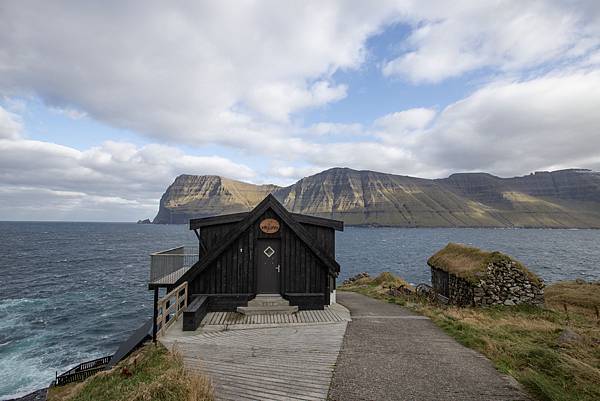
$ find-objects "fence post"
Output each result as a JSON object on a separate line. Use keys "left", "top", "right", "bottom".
{"left": 152, "top": 287, "right": 158, "bottom": 343}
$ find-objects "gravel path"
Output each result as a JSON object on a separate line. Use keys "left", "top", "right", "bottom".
{"left": 329, "top": 292, "right": 530, "bottom": 401}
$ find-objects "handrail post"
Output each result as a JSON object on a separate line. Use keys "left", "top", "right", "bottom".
{"left": 152, "top": 287, "right": 158, "bottom": 343}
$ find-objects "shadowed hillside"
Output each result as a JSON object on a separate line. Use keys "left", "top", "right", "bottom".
{"left": 153, "top": 168, "right": 600, "bottom": 228}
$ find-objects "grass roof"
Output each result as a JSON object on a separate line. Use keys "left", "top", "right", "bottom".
{"left": 427, "top": 243, "right": 541, "bottom": 284}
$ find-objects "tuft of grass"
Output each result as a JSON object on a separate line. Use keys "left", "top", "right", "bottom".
{"left": 545, "top": 280, "right": 600, "bottom": 312}
{"left": 340, "top": 274, "right": 600, "bottom": 401}
{"left": 47, "top": 343, "right": 213, "bottom": 401}
{"left": 371, "top": 271, "right": 410, "bottom": 287}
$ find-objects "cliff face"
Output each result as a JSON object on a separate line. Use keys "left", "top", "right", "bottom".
{"left": 153, "top": 175, "right": 278, "bottom": 224}
{"left": 153, "top": 168, "right": 600, "bottom": 228}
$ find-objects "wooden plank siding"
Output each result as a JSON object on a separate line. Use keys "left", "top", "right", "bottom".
{"left": 189, "top": 207, "right": 335, "bottom": 310}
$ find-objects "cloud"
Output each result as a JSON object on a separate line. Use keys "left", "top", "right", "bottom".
{"left": 0, "top": 133, "right": 256, "bottom": 220}
{"left": 268, "top": 70, "right": 600, "bottom": 179}
{"left": 0, "top": 186, "right": 156, "bottom": 222}
{"left": 50, "top": 106, "right": 87, "bottom": 120}
{"left": 1, "top": 2, "right": 599, "bottom": 222}
{"left": 373, "top": 108, "right": 436, "bottom": 144}
{"left": 420, "top": 69, "right": 600, "bottom": 175}
{"left": 306, "top": 122, "right": 364, "bottom": 136}
{"left": 246, "top": 80, "right": 348, "bottom": 122}
{"left": 0, "top": 106, "right": 22, "bottom": 139}
{"left": 383, "top": 0, "right": 600, "bottom": 83}
{"left": 0, "top": 1, "right": 400, "bottom": 145}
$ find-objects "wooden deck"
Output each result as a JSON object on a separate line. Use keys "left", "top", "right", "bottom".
{"left": 160, "top": 305, "right": 350, "bottom": 400}
{"left": 201, "top": 308, "right": 347, "bottom": 326}
{"left": 149, "top": 266, "right": 190, "bottom": 286}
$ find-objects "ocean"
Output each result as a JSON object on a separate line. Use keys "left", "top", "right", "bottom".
{"left": 0, "top": 222, "right": 599, "bottom": 399}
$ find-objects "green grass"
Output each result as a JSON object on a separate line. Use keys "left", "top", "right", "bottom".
{"left": 341, "top": 276, "right": 600, "bottom": 401}
{"left": 48, "top": 343, "right": 213, "bottom": 401}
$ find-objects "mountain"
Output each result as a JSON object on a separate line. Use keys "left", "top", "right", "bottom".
{"left": 153, "top": 175, "right": 278, "bottom": 224}
{"left": 153, "top": 168, "right": 600, "bottom": 228}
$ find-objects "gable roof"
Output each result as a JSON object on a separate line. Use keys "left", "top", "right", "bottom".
{"left": 176, "top": 194, "right": 341, "bottom": 287}
{"left": 428, "top": 243, "right": 541, "bottom": 285}
{"left": 189, "top": 210, "right": 343, "bottom": 231}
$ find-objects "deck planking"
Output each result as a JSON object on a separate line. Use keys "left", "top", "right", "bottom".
{"left": 160, "top": 306, "right": 349, "bottom": 401}
{"left": 200, "top": 308, "right": 347, "bottom": 326}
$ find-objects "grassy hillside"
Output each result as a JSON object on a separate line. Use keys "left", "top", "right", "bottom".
{"left": 48, "top": 344, "right": 213, "bottom": 401}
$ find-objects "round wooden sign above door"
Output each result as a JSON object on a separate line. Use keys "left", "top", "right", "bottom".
{"left": 260, "top": 218, "right": 280, "bottom": 234}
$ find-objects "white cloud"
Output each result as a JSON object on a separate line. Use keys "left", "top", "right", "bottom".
{"left": 0, "top": 186, "right": 156, "bottom": 222}
{"left": 307, "top": 122, "right": 364, "bottom": 136}
{"left": 0, "top": 1, "right": 400, "bottom": 145}
{"left": 247, "top": 80, "right": 348, "bottom": 122}
{"left": 0, "top": 134, "right": 256, "bottom": 220}
{"left": 373, "top": 108, "right": 436, "bottom": 144}
{"left": 420, "top": 69, "right": 600, "bottom": 175}
{"left": 267, "top": 70, "right": 600, "bottom": 179}
{"left": 383, "top": 0, "right": 600, "bottom": 83}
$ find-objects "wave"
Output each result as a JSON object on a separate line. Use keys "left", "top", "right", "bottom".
{"left": 0, "top": 298, "right": 35, "bottom": 311}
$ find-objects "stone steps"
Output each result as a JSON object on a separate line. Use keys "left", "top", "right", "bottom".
{"left": 237, "top": 294, "right": 298, "bottom": 315}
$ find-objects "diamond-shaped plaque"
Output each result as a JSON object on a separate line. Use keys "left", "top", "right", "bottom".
{"left": 263, "top": 246, "right": 275, "bottom": 258}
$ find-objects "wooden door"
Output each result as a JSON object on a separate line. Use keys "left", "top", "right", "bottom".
{"left": 256, "top": 239, "right": 280, "bottom": 294}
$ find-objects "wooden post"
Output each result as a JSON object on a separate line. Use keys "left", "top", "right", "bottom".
{"left": 152, "top": 287, "right": 159, "bottom": 343}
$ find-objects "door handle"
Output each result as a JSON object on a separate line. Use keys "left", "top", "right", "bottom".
{"left": 276, "top": 265, "right": 280, "bottom": 273}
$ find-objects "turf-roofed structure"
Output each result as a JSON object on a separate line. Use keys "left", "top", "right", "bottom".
{"left": 428, "top": 243, "right": 544, "bottom": 307}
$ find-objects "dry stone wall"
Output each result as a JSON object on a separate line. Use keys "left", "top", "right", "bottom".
{"left": 474, "top": 260, "right": 544, "bottom": 306}
{"left": 432, "top": 260, "right": 545, "bottom": 307}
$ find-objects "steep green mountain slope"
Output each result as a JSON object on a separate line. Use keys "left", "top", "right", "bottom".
{"left": 153, "top": 168, "right": 600, "bottom": 228}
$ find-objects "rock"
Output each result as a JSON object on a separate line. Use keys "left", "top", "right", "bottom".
{"left": 557, "top": 329, "right": 583, "bottom": 345}
{"left": 503, "top": 299, "right": 516, "bottom": 306}
{"left": 136, "top": 218, "right": 152, "bottom": 224}
{"left": 343, "top": 272, "right": 370, "bottom": 285}
{"left": 5, "top": 388, "right": 47, "bottom": 401}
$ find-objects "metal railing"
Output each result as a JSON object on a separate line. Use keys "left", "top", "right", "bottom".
{"left": 54, "top": 355, "right": 112, "bottom": 386}
{"left": 156, "top": 282, "right": 188, "bottom": 337}
{"left": 150, "top": 246, "right": 199, "bottom": 282}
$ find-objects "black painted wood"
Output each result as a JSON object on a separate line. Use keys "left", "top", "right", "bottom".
{"left": 183, "top": 296, "right": 209, "bottom": 331}
{"left": 431, "top": 267, "right": 450, "bottom": 297}
{"left": 190, "top": 211, "right": 343, "bottom": 231}
{"left": 181, "top": 195, "right": 343, "bottom": 311}
{"left": 256, "top": 238, "right": 280, "bottom": 293}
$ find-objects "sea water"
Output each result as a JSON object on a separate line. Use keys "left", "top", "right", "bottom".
{"left": 0, "top": 222, "right": 599, "bottom": 399}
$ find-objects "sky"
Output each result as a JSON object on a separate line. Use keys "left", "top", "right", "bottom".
{"left": 1, "top": 0, "right": 600, "bottom": 221}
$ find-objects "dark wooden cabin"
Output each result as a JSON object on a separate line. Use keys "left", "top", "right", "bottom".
{"left": 157, "top": 195, "right": 343, "bottom": 329}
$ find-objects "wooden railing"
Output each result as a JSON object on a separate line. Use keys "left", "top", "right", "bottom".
{"left": 156, "top": 282, "right": 188, "bottom": 337}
